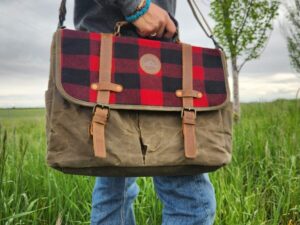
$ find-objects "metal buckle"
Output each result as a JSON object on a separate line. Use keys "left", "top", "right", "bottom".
{"left": 92, "top": 104, "right": 111, "bottom": 118}
{"left": 181, "top": 107, "right": 197, "bottom": 118}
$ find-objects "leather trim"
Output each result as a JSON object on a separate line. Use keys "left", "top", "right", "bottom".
{"left": 52, "top": 165, "right": 222, "bottom": 177}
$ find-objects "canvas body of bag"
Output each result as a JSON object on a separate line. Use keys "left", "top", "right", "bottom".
{"left": 45, "top": 0, "right": 233, "bottom": 177}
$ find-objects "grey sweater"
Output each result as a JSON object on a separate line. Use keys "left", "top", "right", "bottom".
{"left": 74, "top": 0, "right": 177, "bottom": 36}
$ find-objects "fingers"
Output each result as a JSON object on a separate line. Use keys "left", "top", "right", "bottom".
{"left": 135, "top": 21, "right": 156, "bottom": 37}
{"left": 156, "top": 19, "right": 166, "bottom": 38}
{"left": 146, "top": 15, "right": 176, "bottom": 39}
{"left": 163, "top": 16, "right": 177, "bottom": 39}
{"left": 132, "top": 3, "right": 177, "bottom": 39}
{"left": 153, "top": 14, "right": 176, "bottom": 39}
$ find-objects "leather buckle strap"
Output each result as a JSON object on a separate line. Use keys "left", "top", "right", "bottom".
{"left": 90, "top": 33, "right": 113, "bottom": 159}
{"left": 181, "top": 108, "right": 197, "bottom": 159}
{"left": 90, "top": 106, "right": 110, "bottom": 158}
{"left": 181, "top": 43, "right": 198, "bottom": 159}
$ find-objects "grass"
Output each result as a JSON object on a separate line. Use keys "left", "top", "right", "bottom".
{"left": 0, "top": 99, "right": 299, "bottom": 225}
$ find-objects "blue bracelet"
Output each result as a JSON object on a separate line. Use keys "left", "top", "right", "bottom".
{"left": 125, "top": 0, "right": 151, "bottom": 23}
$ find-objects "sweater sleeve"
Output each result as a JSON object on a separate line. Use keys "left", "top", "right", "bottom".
{"left": 94, "top": 0, "right": 142, "bottom": 16}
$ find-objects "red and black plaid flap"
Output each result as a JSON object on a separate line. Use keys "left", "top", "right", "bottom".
{"left": 56, "top": 29, "right": 229, "bottom": 111}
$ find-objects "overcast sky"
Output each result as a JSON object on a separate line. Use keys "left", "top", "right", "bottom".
{"left": 0, "top": 0, "right": 299, "bottom": 108}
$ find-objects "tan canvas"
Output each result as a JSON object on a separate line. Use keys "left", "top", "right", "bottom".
{"left": 45, "top": 33, "right": 233, "bottom": 177}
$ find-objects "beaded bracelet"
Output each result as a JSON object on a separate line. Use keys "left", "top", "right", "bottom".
{"left": 125, "top": 0, "right": 151, "bottom": 23}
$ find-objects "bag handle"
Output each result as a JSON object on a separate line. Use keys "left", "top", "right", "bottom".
{"left": 58, "top": 0, "right": 221, "bottom": 49}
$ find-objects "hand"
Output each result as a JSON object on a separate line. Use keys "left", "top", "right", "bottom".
{"left": 132, "top": 3, "right": 177, "bottom": 39}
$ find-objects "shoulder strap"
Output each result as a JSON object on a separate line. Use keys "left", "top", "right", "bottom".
{"left": 58, "top": 0, "right": 67, "bottom": 29}
{"left": 186, "top": 0, "right": 222, "bottom": 49}
{"left": 58, "top": 0, "right": 221, "bottom": 48}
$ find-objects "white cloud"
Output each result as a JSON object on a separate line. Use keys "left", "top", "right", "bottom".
{"left": 0, "top": 75, "right": 48, "bottom": 97}
{"left": 0, "top": 95, "right": 45, "bottom": 108}
{"left": 0, "top": 0, "right": 299, "bottom": 108}
{"left": 236, "top": 73, "right": 300, "bottom": 102}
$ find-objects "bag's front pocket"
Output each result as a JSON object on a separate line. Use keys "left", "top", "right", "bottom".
{"left": 194, "top": 102, "right": 233, "bottom": 166}
{"left": 196, "top": 109, "right": 223, "bottom": 130}
{"left": 47, "top": 90, "right": 145, "bottom": 168}
{"left": 139, "top": 104, "right": 233, "bottom": 167}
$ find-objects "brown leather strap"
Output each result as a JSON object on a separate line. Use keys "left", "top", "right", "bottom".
{"left": 90, "top": 34, "right": 113, "bottom": 158}
{"left": 91, "top": 107, "right": 109, "bottom": 158}
{"left": 182, "top": 44, "right": 197, "bottom": 159}
{"left": 182, "top": 44, "right": 194, "bottom": 108}
{"left": 98, "top": 34, "right": 113, "bottom": 104}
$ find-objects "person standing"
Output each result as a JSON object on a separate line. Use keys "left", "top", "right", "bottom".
{"left": 74, "top": 1, "right": 216, "bottom": 224}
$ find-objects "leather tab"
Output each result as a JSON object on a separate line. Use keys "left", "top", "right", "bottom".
{"left": 176, "top": 89, "right": 203, "bottom": 98}
{"left": 90, "top": 108, "right": 109, "bottom": 158}
{"left": 182, "top": 110, "right": 197, "bottom": 159}
{"left": 181, "top": 44, "right": 197, "bottom": 159}
{"left": 91, "top": 82, "right": 123, "bottom": 93}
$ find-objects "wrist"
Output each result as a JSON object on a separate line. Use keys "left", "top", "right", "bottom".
{"left": 118, "top": 0, "right": 142, "bottom": 17}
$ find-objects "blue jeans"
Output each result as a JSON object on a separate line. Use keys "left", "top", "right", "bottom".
{"left": 91, "top": 174, "right": 216, "bottom": 225}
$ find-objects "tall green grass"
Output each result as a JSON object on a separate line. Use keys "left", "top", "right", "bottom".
{"left": 0, "top": 100, "right": 299, "bottom": 225}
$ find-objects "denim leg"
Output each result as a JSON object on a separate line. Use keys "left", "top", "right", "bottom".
{"left": 153, "top": 173, "right": 216, "bottom": 225}
{"left": 91, "top": 177, "right": 139, "bottom": 225}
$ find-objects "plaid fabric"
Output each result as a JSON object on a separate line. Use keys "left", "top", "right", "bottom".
{"left": 60, "top": 29, "right": 227, "bottom": 108}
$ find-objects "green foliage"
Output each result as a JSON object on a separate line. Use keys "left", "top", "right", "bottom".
{"left": 285, "top": 0, "right": 300, "bottom": 73}
{"left": 0, "top": 102, "right": 300, "bottom": 224}
{"left": 210, "top": 0, "right": 280, "bottom": 71}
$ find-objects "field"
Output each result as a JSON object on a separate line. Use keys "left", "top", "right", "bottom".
{"left": 0, "top": 100, "right": 299, "bottom": 225}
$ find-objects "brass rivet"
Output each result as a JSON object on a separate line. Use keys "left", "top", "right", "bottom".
{"left": 91, "top": 83, "right": 98, "bottom": 90}
{"left": 117, "top": 85, "right": 123, "bottom": 92}
{"left": 176, "top": 90, "right": 182, "bottom": 97}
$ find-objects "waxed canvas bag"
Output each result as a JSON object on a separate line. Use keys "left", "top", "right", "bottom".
{"left": 45, "top": 0, "right": 233, "bottom": 176}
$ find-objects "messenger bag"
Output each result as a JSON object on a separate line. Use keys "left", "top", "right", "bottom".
{"left": 45, "top": 0, "right": 233, "bottom": 176}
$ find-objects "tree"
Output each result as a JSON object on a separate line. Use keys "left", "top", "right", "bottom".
{"left": 209, "top": 0, "right": 280, "bottom": 119}
{"left": 284, "top": 0, "right": 300, "bottom": 73}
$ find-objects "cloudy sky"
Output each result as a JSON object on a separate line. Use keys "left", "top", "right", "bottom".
{"left": 0, "top": 0, "right": 299, "bottom": 108}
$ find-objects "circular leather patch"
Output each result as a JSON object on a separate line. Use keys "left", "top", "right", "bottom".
{"left": 139, "top": 54, "right": 161, "bottom": 75}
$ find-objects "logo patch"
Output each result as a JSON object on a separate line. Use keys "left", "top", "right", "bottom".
{"left": 139, "top": 54, "right": 161, "bottom": 75}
